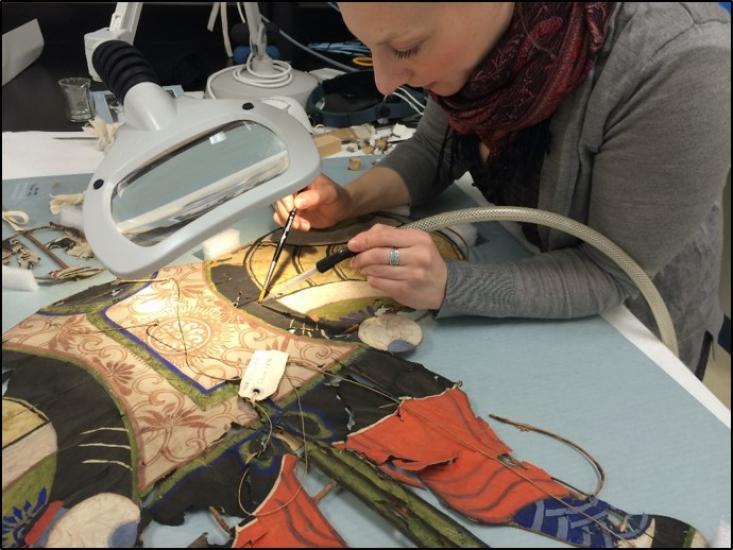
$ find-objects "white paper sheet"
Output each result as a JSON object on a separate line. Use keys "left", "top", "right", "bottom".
{"left": 2, "top": 131, "right": 104, "bottom": 179}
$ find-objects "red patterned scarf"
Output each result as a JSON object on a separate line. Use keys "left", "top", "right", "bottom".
{"left": 432, "top": 3, "right": 615, "bottom": 158}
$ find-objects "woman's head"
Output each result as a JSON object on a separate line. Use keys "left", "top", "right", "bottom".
{"left": 338, "top": 2, "right": 514, "bottom": 96}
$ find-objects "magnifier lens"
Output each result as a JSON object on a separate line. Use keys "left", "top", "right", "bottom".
{"left": 111, "top": 120, "right": 288, "bottom": 246}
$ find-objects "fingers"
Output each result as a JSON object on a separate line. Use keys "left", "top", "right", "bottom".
{"left": 272, "top": 175, "right": 339, "bottom": 230}
{"left": 272, "top": 210, "right": 311, "bottom": 231}
{"left": 364, "top": 276, "right": 405, "bottom": 296}
{"left": 352, "top": 246, "right": 409, "bottom": 270}
{"left": 293, "top": 189, "right": 318, "bottom": 209}
{"left": 359, "top": 264, "right": 413, "bottom": 280}
{"left": 294, "top": 178, "right": 337, "bottom": 209}
{"left": 348, "top": 224, "right": 430, "bottom": 252}
{"left": 294, "top": 217, "right": 311, "bottom": 231}
{"left": 273, "top": 197, "right": 292, "bottom": 223}
{"left": 280, "top": 194, "right": 296, "bottom": 211}
{"left": 273, "top": 193, "right": 311, "bottom": 231}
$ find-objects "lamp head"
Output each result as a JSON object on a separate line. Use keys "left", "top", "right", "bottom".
{"left": 84, "top": 42, "right": 319, "bottom": 278}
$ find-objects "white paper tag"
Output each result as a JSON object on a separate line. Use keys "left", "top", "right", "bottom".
{"left": 239, "top": 350, "right": 289, "bottom": 402}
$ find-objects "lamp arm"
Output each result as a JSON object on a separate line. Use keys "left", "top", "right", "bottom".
{"left": 84, "top": 2, "right": 143, "bottom": 82}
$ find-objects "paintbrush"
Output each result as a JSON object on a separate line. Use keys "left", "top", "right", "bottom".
{"left": 258, "top": 207, "right": 298, "bottom": 303}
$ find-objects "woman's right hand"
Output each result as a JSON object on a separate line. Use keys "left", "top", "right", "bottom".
{"left": 273, "top": 174, "right": 352, "bottom": 231}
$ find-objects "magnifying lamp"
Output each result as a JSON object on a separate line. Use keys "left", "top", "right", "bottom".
{"left": 83, "top": 41, "right": 319, "bottom": 279}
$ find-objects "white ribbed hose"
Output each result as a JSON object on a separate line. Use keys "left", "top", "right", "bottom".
{"left": 404, "top": 207, "right": 678, "bottom": 357}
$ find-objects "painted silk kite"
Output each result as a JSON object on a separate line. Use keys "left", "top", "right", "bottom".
{"left": 2, "top": 216, "right": 706, "bottom": 548}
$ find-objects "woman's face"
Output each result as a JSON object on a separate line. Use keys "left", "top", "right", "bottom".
{"left": 339, "top": 2, "right": 514, "bottom": 96}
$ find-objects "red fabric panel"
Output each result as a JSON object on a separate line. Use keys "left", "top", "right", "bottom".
{"left": 233, "top": 454, "right": 346, "bottom": 548}
{"left": 338, "top": 388, "right": 569, "bottom": 523}
{"left": 420, "top": 446, "right": 569, "bottom": 523}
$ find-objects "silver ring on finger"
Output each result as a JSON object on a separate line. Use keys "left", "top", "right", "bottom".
{"left": 388, "top": 247, "right": 400, "bottom": 266}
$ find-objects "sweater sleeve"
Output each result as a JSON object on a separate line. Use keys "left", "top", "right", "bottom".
{"left": 377, "top": 98, "right": 472, "bottom": 206}
{"left": 438, "top": 21, "right": 731, "bottom": 321}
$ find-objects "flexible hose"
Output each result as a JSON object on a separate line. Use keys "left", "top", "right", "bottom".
{"left": 92, "top": 41, "right": 160, "bottom": 104}
{"left": 404, "top": 206, "right": 678, "bottom": 356}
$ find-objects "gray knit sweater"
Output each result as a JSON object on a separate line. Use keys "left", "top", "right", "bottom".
{"left": 378, "top": 2, "right": 731, "bottom": 370}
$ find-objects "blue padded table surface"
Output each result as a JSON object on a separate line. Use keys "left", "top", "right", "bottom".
{"left": 2, "top": 156, "right": 730, "bottom": 548}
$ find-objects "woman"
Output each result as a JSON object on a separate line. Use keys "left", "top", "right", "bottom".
{"left": 274, "top": 3, "right": 731, "bottom": 375}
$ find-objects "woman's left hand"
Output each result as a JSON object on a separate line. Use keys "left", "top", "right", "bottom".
{"left": 348, "top": 224, "right": 448, "bottom": 310}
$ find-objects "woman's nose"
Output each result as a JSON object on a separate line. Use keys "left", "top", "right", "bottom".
{"left": 371, "top": 53, "right": 410, "bottom": 96}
